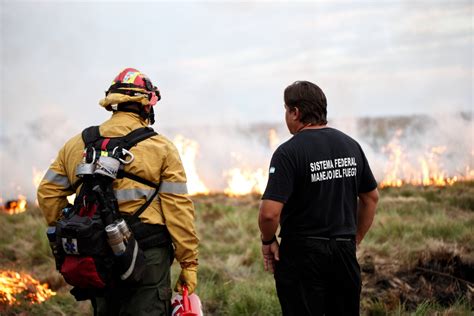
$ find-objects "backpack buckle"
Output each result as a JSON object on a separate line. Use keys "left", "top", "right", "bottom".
{"left": 113, "top": 147, "right": 135, "bottom": 165}
{"left": 76, "top": 148, "right": 97, "bottom": 177}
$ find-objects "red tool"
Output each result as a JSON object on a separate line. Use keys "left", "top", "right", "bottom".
{"left": 181, "top": 285, "right": 198, "bottom": 316}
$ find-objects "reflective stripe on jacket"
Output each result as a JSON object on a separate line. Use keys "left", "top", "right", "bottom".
{"left": 37, "top": 111, "right": 199, "bottom": 265}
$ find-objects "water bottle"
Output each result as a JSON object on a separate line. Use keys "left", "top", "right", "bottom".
{"left": 95, "top": 156, "right": 120, "bottom": 179}
{"left": 76, "top": 148, "right": 97, "bottom": 177}
{"left": 76, "top": 163, "right": 96, "bottom": 177}
{"left": 105, "top": 224, "right": 126, "bottom": 255}
{"left": 115, "top": 218, "right": 132, "bottom": 241}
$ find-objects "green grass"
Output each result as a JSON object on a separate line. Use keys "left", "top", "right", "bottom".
{"left": 1, "top": 184, "right": 473, "bottom": 315}
{"left": 363, "top": 183, "right": 474, "bottom": 264}
{"left": 177, "top": 194, "right": 281, "bottom": 315}
{"left": 0, "top": 207, "right": 91, "bottom": 315}
{"left": 363, "top": 297, "right": 472, "bottom": 316}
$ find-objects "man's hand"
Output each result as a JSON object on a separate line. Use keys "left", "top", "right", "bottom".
{"left": 262, "top": 240, "right": 280, "bottom": 274}
{"left": 259, "top": 199, "right": 283, "bottom": 273}
{"left": 174, "top": 265, "right": 198, "bottom": 294}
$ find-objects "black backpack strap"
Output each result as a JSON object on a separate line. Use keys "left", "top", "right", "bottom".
{"left": 114, "top": 126, "right": 160, "bottom": 208}
{"left": 79, "top": 125, "right": 159, "bottom": 220}
{"left": 104, "top": 127, "right": 157, "bottom": 155}
{"left": 117, "top": 127, "right": 157, "bottom": 150}
{"left": 121, "top": 171, "right": 160, "bottom": 189}
{"left": 114, "top": 127, "right": 159, "bottom": 221}
{"left": 121, "top": 171, "right": 161, "bottom": 221}
{"left": 130, "top": 188, "right": 159, "bottom": 221}
{"left": 82, "top": 126, "right": 156, "bottom": 150}
{"left": 81, "top": 126, "right": 102, "bottom": 146}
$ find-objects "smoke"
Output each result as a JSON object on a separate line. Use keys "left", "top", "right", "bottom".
{"left": 0, "top": 112, "right": 472, "bottom": 200}
{"left": 163, "top": 111, "right": 473, "bottom": 191}
{"left": 340, "top": 112, "right": 473, "bottom": 183}
{"left": 0, "top": 114, "right": 82, "bottom": 200}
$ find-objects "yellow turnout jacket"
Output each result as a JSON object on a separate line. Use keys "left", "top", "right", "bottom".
{"left": 37, "top": 111, "right": 199, "bottom": 266}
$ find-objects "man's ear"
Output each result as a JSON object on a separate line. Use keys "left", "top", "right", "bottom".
{"left": 291, "top": 107, "right": 301, "bottom": 121}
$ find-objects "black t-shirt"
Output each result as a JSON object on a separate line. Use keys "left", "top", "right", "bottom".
{"left": 262, "top": 127, "right": 377, "bottom": 238}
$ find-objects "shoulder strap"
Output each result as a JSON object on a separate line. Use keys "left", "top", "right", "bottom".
{"left": 81, "top": 126, "right": 157, "bottom": 149}
{"left": 117, "top": 127, "right": 159, "bottom": 220}
{"left": 121, "top": 171, "right": 160, "bottom": 189}
{"left": 79, "top": 125, "right": 160, "bottom": 220}
{"left": 119, "top": 127, "right": 157, "bottom": 150}
{"left": 121, "top": 171, "right": 161, "bottom": 221}
{"left": 104, "top": 127, "right": 157, "bottom": 152}
{"left": 133, "top": 190, "right": 159, "bottom": 220}
{"left": 81, "top": 126, "right": 101, "bottom": 146}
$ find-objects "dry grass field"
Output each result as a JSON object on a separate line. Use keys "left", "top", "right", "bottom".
{"left": 1, "top": 182, "right": 473, "bottom": 315}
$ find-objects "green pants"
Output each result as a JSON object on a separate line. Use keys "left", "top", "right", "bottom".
{"left": 94, "top": 246, "right": 173, "bottom": 316}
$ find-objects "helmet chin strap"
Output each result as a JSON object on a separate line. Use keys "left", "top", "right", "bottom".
{"left": 148, "top": 107, "right": 155, "bottom": 125}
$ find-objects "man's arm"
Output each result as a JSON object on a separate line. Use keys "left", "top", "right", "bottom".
{"left": 37, "top": 146, "right": 75, "bottom": 225}
{"left": 159, "top": 141, "right": 199, "bottom": 293}
{"left": 356, "top": 188, "right": 379, "bottom": 245}
{"left": 258, "top": 199, "right": 283, "bottom": 273}
{"left": 259, "top": 199, "right": 282, "bottom": 241}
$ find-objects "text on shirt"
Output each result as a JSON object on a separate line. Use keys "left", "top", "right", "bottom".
{"left": 309, "top": 157, "right": 357, "bottom": 183}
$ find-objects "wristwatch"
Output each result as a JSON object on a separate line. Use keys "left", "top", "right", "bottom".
{"left": 261, "top": 235, "right": 277, "bottom": 245}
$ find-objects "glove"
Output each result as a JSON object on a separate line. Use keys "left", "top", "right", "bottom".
{"left": 174, "top": 265, "right": 198, "bottom": 294}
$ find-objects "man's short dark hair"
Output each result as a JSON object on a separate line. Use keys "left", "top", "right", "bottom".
{"left": 284, "top": 81, "right": 327, "bottom": 125}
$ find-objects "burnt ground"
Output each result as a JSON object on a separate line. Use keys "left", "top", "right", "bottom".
{"left": 360, "top": 249, "right": 474, "bottom": 311}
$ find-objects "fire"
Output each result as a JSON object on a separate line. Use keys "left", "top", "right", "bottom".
{"left": 224, "top": 168, "right": 267, "bottom": 196}
{"left": 222, "top": 129, "right": 280, "bottom": 196}
{"left": 2, "top": 195, "right": 28, "bottom": 215}
{"left": 0, "top": 270, "right": 56, "bottom": 306}
{"left": 173, "top": 135, "right": 209, "bottom": 195}
{"left": 380, "top": 131, "right": 473, "bottom": 187}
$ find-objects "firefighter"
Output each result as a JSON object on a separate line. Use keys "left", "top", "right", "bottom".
{"left": 37, "top": 68, "right": 199, "bottom": 315}
{"left": 259, "top": 81, "right": 379, "bottom": 315}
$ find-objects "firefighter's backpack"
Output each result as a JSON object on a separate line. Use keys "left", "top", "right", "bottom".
{"left": 51, "top": 126, "right": 162, "bottom": 290}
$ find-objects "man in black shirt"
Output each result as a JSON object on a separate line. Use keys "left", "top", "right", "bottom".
{"left": 258, "top": 81, "right": 379, "bottom": 316}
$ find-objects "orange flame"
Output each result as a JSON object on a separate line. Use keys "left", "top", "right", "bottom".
{"left": 224, "top": 168, "right": 267, "bottom": 196}
{"left": 173, "top": 135, "right": 209, "bottom": 195}
{"left": 221, "top": 129, "right": 279, "bottom": 196}
{"left": 2, "top": 195, "right": 28, "bottom": 215}
{"left": 380, "top": 131, "right": 473, "bottom": 187}
{"left": 24, "top": 128, "right": 470, "bottom": 200}
{"left": 0, "top": 270, "right": 56, "bottom": 306}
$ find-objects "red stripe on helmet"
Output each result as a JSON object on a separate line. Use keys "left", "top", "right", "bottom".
{"left": 133, "top": 75, "right": 145, "bottom": 87}
{"left": 114, "top": 68, "right": 141, "bottom": 84}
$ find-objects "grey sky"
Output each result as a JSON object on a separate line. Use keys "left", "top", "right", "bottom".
{"left": 0, "top": 0, "right": 473, "bottom": 198}
{"left": 2, "top": 1, "right": 472, "bottom": 128}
